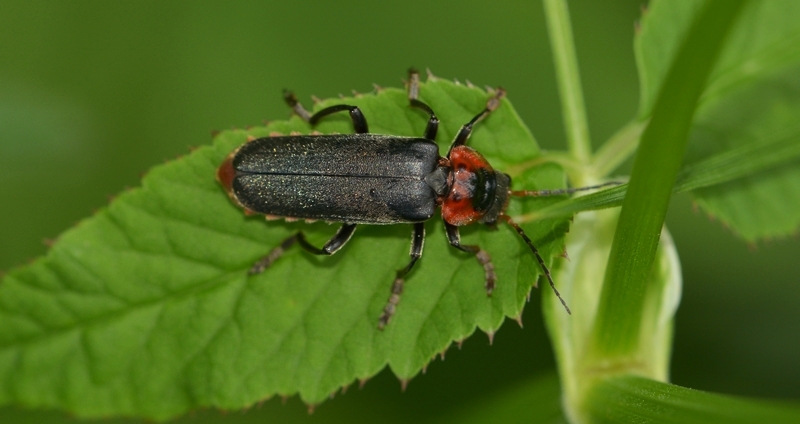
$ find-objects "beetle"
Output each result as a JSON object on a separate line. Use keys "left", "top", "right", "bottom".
{"left": 217, "top": 69, "right": 612, "bottom": 329}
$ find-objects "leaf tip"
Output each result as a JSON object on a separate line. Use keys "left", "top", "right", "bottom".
{"left": 306, "top": 403, "right": 317, "bottom": 414}
{"left": 425, "top": 67, "right": 438, "bottom": 81}
{"left": 526, "top": 288, "right": 534, "bottom": 302}
{"left": 514, "top": 313, "right": 524, "bottom": 328}
{"left": 399, "top": 378, "right": 410, "bottom": 392}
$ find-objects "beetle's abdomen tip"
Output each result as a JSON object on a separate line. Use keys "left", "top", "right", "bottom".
{"left": 217, "top": 155, "right": 236, "bottom": 193}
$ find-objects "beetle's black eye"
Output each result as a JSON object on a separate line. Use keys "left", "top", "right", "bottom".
{"left": 471, "top": 168, "right": 497, "bottom": 212}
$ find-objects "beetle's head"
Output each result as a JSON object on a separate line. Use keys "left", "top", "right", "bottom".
{"left": 440, "top": 146, "right": 510, "bottom": 226}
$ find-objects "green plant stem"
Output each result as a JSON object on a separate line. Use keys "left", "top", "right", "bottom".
{"left": 589, "top": 0, "right": 746, "bottom": 357}
{"left": 543, "top": 0, "right": 592, "bottom": 178}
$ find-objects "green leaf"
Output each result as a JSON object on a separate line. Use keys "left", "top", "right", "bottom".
{"left": 0, "top": 78, "right": 572, "bottom": 420}
{"left": 584, "top": 376, "right": 800, "bottom": 424}
{"left": 637, "top": 0, "right": 800, "bottom": 240}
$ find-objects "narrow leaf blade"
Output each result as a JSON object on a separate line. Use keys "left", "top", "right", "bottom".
{"left": 585, "top": 376, "right": 800, "bottom": 424}
{"left": 591, "top": 0, "right": 745, "bottom": 356}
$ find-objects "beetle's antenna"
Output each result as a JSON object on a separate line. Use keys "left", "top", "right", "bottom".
{"left": 510, "top": 181, "right": 622, "bottom": 198}
{"left": 501, "top": 214, "right": 571, "bottom": 314}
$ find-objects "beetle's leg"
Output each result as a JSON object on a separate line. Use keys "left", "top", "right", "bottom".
{"left": 446, "top": 88, "right": 507, "bottom": 156}
{"left": 248, "top": 224, "right": 357, "bottom": 275}
{"left": 283, "top": 90, "right": 369, "bottom": 133}
{"left": 444, "top": 222, "right": 497, "bottom": 294}
{"left": 378, "top": 222, "right": 425, "bottom": 330}
{"left": 309, "top": 105, "right": 369, "bottom": 133}
{"left": 407, "top": 68, "right": 439, "bottom": 141}
{"left": 296, "top": 223, "right": 357, "bottom": 255}
{"left": 283, "top": 90, "right": 313, "bottom": 122}
{"left": 248, "top": 234, "right": 298, "bottom": 275}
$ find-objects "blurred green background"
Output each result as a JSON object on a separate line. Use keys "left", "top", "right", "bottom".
{"left": 1, "top": 1, "right": 798, "bottom": 422}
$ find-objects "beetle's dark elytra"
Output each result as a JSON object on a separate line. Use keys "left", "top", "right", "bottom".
{"left": 230, "top": 134, "right": 440, "bottom": 224}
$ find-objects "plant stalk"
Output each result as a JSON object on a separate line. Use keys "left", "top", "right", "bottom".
{"left": 543, "top": 0, "right": 593, "bottom": 180}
